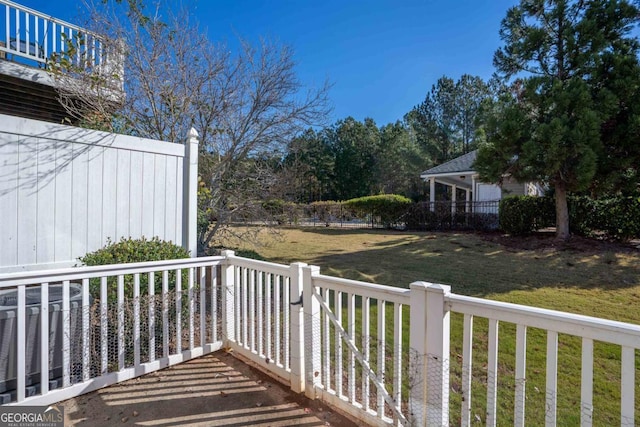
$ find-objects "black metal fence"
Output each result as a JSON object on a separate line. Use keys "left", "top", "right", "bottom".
{"left": 403, "top": 201, "right": 499, "bottom": 231}
{"left": 257, "top": 201, "right": 500, "bottom": 231}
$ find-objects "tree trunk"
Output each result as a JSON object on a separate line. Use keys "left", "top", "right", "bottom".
{"left": 555, "top": 183, "right": 570, "bottom": 241}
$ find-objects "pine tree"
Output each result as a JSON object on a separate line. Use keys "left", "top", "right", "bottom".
{"left": 476, "top": 0, "right": 640, "bottom": 240}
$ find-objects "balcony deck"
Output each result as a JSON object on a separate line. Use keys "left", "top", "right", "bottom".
{"left": 0, "top": 0, "right": 122, "bottom": 123}
{"left": 61, "top": 351, "right": 356, "bottom": 427}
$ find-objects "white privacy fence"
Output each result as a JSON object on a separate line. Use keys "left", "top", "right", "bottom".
{"left": 0, "top": 114, "right": 199, "bottom": 273}
{"left": 1, "top": 253, "right": 639, "bottom": 426}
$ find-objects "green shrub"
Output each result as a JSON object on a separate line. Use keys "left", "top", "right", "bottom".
{"left": 596, "top": 196, "right": 640, "bottom": 241}
{"left": 567, "top": 195, "right": 640, "bottom": 241}
{"left": 78, "top": 237, "right": 190, "bottom": 299}
{"left": 499, "top": 196, "right": 554, "bottom": 235}
{"left": 500, "top": 195, "right": 640, "bottom": 240}
{"left": 218, "top": 248, "right": 265, "bottom": 260}
{"left": 344, "top": 194, "right": 412, "bottom": 228}
{"left": 568, "top": 195, "right": 598, "bottom": 237}
{"left": 262, "top": 199, "right": 301, "bottom": 225}
{"left": 308, "top": 201, "right": 344, "bottom": 225}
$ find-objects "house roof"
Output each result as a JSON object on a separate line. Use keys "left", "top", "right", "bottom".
{"left": 420, "top": 150, "right": 478, "bottom": 177}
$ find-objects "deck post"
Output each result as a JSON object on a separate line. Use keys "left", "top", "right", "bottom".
{"left": 221, "top": 250, "right": 236, "bottom": 346}
{"left": 409, "top": 281, "right": 451, "bottom": 426}
{"left": 289, "top": 262, "right": 308, "bottom": 394}
{"left": 302, "top": 265, "right": 321, "bottom": 399}
{"left": 183, "top": 127, "right": 199, "bottom": 257}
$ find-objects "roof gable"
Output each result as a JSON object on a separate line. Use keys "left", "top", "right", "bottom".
{"left": 420, "top": 150, "right": 478, "bottom": 176}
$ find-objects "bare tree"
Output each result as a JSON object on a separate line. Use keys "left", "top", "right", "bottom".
{"left": 50, "top": 0, "right": 331, "bottom": 253}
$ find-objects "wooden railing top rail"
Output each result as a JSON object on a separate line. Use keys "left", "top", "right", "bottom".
{"left": 314, "top": 273, "right": 411, "bottom": 305}
{"left": 224, "top": 252, "right": 291, "bottom": 276}
{"left": 0, "top": 256, "right": 224, "bottom": 287}
{"left": 448, "top": 293, "right": 640, "bottom": 348}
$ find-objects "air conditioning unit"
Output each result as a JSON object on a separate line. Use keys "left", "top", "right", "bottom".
{"left": 0, "top": 283, "right": 84, "bottom": 394}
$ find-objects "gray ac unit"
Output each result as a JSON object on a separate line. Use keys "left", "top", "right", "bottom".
{"left": 0, "top": 283, "right": 84, "bottom": 394}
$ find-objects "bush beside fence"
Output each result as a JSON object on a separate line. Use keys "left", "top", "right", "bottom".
{"left": 500, "top": 195, "right": 640, "bottom": 240}
{"left": 255, "top": 197, "right": 500, "bottom": 232}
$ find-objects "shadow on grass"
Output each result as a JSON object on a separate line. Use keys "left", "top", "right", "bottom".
{"left": 291, "top": 229, "right": 640, "bottom": 298}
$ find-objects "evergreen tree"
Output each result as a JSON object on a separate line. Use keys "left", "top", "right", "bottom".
{"left": 476, "top": 0, "right": 640, "bottom": 240}
{"left": 407, "top": 75, "right": 493, "bottom": 165}
{"left": 330, "top": 117, "right": 380, "bottom": 200}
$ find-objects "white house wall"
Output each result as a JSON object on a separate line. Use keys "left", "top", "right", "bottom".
{"left": 475, "top": 183, "right": 502, "bottom": 202}
{"left": 0, "top": 114, "right": 185, "bottom": 272}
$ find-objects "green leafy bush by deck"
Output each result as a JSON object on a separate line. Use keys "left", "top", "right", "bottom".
{"left": 78, "top": 237, "right": 190, "bottom": 300}
{"left": 344, "top": 194, "right": 413, "bottom": 228}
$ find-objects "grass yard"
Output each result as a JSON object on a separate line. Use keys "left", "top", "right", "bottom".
{"left": 222, "top": 227, "right": 640, "bottom": 425}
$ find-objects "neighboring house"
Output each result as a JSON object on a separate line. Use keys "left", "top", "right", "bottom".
{"left": 419, "top": 150, "right": 544, "bottom": 212}
{"left": 0, "top": 0, "right": 122, "bottom": 123}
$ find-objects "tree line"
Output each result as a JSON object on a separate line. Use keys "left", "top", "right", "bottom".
{"left": 264, "top": 74, "right": 498, "bottom": 203}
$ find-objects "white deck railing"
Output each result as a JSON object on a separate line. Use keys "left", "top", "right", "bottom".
{"left": 1, "top": 253, "right": 639, "bottom": 426}
{"left": 0, "top": 256, "right": 225, "bottom": 406}
{"left": 0, "top": 0, "right": 121, "bottom": 84}
{"left": 448, "top": 292, "right": 640, "bottom": 427}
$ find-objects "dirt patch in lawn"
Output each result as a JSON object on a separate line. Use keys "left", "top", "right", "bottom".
{"left": 479, "top": 229, "right": 640, "bottom": 254}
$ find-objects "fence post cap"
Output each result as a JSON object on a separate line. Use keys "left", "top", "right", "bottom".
{"left": 220, "top": 249, "right": 235, "bottom": 257}
{"left": 305, "top": 265, "right": 321, "bottom": 274}
{"left": 410, "top": 281, "right": 451, "bottom": 294}
{"left": 188, "top": 127, "right": 199, "bottom": 140}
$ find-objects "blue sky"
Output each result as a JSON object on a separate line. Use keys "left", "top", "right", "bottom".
{"left": 20, "top": 0, "right": 517, "bottom": 125}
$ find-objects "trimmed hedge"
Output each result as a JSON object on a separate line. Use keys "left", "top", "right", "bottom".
{"left": 499, "top": 196, "right": 555, "bottom": 235}
{"left": 308, "top": 201, "right": 345, "bottom": 225}
{"left": 499, "top": 195, "right": 640, "bottom": 240}
{"left": 404, "top": 201, "right": 499, "bottom": 231}
{"left": 262, "top": 199, "right": 301, "bottom": 225}
{"left": 343, "top": 194, "right": 413, "bottom": 228}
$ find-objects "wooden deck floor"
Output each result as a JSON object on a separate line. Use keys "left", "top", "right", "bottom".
{"left": 61, "top": 352, "right": 357, "bottom": 427}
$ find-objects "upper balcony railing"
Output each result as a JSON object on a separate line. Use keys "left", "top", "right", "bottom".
{"left": 0, "top": 0, "right": 123, "bottom": 89}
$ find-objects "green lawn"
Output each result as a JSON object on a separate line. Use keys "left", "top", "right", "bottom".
{"left": 222, "top": 227, "right": 640, "bottom": 425}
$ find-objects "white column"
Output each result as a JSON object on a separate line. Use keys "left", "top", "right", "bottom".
{"left": 451, "top": 184, "right": 457, "bottom": 217}
{"left": 465, "top": 189, "right": 471, "bottom": 213}
{"left": 183, "top": 128, "right": 199, "bottom": 257}
{"left": 471, "top": 175, "right": 477, "bottom": 202}
{"left": 429, "top": 177, "right": 436, "bottom": 212}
